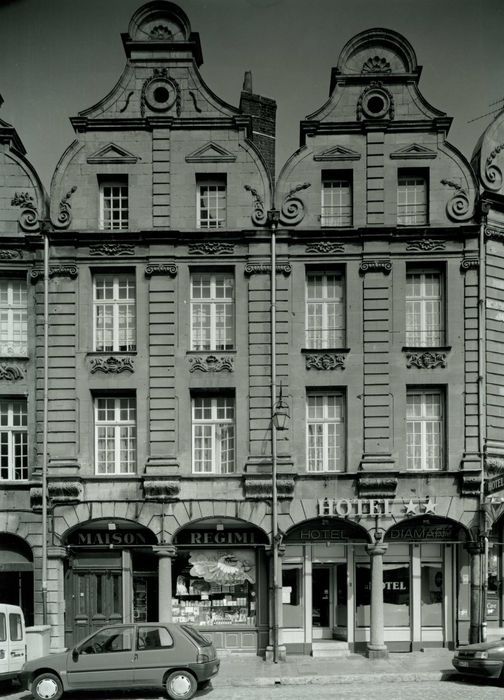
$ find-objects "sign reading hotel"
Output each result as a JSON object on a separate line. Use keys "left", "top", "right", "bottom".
{"left": 318, "top": 497, "right": 437, "bottom": 518}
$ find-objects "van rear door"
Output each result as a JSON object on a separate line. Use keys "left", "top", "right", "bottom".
{"left": 0, "top": 612, "right": 8, "bottom": 677}
{"left": 7, "top": 608, "right": 25, "bottom": 673}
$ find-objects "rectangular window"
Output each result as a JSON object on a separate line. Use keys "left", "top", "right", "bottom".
{"left": 93, "top": 274, "right": 136, "bottom": 352}
{"left": 406, "top": 389, "right": 443, "bottom": 470}
{"left": 0, "top": 279, "right": 27, "bottom": 356}
{"left": 190, "top": 273, "right": 234, "bottom": 351}
{"left": 397, "top": 171, "right": 428, "bottom": 225}
{"left": 95, "top": 397, "right": 136, "bottom": 474}
{"left": 192, "top": 396, "right": 235, "bottom": 474}
{"left": 99, "top": 178, "right": 129, "bottom": 230}
{"left": 305, "top": 271, "right": 345, "bottom": 348}
{"left": 197, "top": 176, "right": 226, "bottom": 229}
{"left": 406, "top": 269, "right": 444, "bottom": 346}
{"left": 306, "top": 393, "right": 345, "bottom": 472}
{"left": 0, "top": 399, "right": 28, "bottom": 481}
{"left": 321, "top": 174, "right": 352, "bottom": 227}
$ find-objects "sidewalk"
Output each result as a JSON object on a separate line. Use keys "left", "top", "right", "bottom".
{"left": 212, "top": 649, "right": 458, "bottom": 688}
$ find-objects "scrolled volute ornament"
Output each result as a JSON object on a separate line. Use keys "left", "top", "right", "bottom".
{"left": 244, "top": 185, "right": 267, "bottom": 226}
{"left": 53, "top": 186, "right": 77, "bottom": 229}
{"left": 441, "top": 179, "right": 472, "bottom": 222}
{"left": 11, "top": 192, "right": 40, "bottom": 232}
{"left": 280, "top": 182, "right": 311, "bottom": 225}
{"left": 484, "top": 144, "right": 504, "bottom": 191}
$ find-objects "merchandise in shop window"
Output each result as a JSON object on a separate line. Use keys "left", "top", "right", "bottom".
{"left": 172, "top": 549, "right": 256, "bottom": 626}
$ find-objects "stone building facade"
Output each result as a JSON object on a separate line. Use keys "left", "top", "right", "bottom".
{"left": 0, "top": 0, "right": 502, "bottom": 658}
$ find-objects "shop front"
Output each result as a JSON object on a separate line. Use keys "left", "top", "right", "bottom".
{"left": 64, "top": 519, "right": 158, "bottom": 647}
{"left": 171, "top": 518, "right": 269, "bottom": 654}
{"left": 0, "top": 533, "right": 33, "bottom": 626}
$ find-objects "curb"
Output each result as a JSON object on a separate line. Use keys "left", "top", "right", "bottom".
{"left": 215, "top": 671, "right": 457, "bottom": 687}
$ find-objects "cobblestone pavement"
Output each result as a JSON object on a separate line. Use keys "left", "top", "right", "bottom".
{"left": 1, "top": 679, "right": 504, "bottom": 700}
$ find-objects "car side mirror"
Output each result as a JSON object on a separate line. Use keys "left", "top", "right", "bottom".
{"left": 72, "top": 648, "right": 79, "bottom": 662}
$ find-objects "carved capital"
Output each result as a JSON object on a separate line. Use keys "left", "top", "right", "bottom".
{"left": 244, "top": 263, "right": 291, "bottom": 276}
{"left": 357, "top": 476, "right": 398, "bottom": 498}
{"left": 243, "top": 475, "right": 296, "bottom": 500}
{"left": 143, "top": 479, "right": 180, "bottom": 501}
{"left": 405, "top": 350, "right": 447, "bottom": 369}
{"left": 188, "top": 355, "right": 234, "bottom": 373}
{"left": 0, "top": 363, "right": 25, "bottom": 381}
{"left": 485, "top": 226, "right": 504, "bottom": 243}
{"left": 48, "top": 479, "right": 83, "bottom": 503}
{"left": 359, "top": 259, "right": 392, "bottom": 274}
{"left": 89, "top": 356, "right": 134, "bottom": 374}
{"left": 89, "top": 243, "right": 135, "bottom": 257}
{"left": 144, "top": 263, "right": 178, "bottom": 277}
{"left": 461, "top": 258, "right": 480, "bottom": 271}
{"left": 188, "top": 242, "right": 234, "bottom": 255}
{"left": 305, "top": 352, "right": 346, "bottom": 371}
{"left": 30, "top": 265, "right": 78, "bottom": 283}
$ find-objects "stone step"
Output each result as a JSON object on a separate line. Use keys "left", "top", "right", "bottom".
{"left": 311, "top": 641, "right": 350, "bottom": 658}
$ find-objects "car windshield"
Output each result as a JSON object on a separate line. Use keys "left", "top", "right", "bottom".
{"left": 181, "top": 625, "right": 212, "bottom": 647}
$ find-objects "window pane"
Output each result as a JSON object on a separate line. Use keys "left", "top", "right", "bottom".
{"left": 398, "top": 175, "right": 427, "bottom": 225}
{"left": 191, "top": 274, "right": 234, "bottom": 351}
{"left": 101, "top": 182, "right": 129, "bottom": 230}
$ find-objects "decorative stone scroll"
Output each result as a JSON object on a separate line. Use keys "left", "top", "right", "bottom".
{"left": 53, "top": 186, "right": 77, "bottom": 229}
{"left": 405, "top": 351, "right": 447, "bottom": 369}
{"left": 89, "top": 243, "right": 135, "bottom": 256}
{"left": 244, "top": 185, "right": 267, "bottom": 226}
{"left": 306, "top": 241, "right": 344, "bottom": 254}
{"left": 406, "top": 239, "right": 445, "bottom": 252}
{"left": 89, "top": 356, "right": 134, "bottom": 374}
{"left": 441, "top": 179, "right": 472, "bottom": 221}
{"left": 11, "top": 192, "right": 40, "bottom": 232}
{"left": 484, "top": 143, "right": 504, "bottom": 191}
{"left": 280, "top": 182, "right": 311, "bottom": 225}
{"left": 0, "top": 248, "right": 23, "bottom": 259}
{"left": 0, "top": 363, "right": 25, "bottom": 381}
{"left": 461, "top": 258, "right": 479, "bottom": 271}
{"left": 30, "top": 265, "right": 78, "bottom": 283}
{"left": 144, "top": 263, "right": 178, "bottom": 277}
{"left": 359, "top": 260, "right": 392, "bottom": 274}
{"left": 305, "top": 352, "right": 346, "bottom": 371}
{"left": 188, "top": 242, "right": 234, "bottom": 255}
{"left": 189, "top": 355, "right": 234, "bottom": 373}
{"left": 244, "top": 263, "right": 291, "bottom": 276}
{"left": 485, "top": 226, "right": 504, "bottom": 243}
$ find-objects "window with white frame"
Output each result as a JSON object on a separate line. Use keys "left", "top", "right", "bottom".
{"left": 197, "top": 177, "right": 226, "bottom": 229}
{"left": 406, "top": 269, "right": 444, "bottom": 346}
{"left": 305, "top": 271, "right": 345, "bottom": 348}
{"left": 0, "top": 280, "right": 27, "bottom": 356}
{"left": 406, "top": 389, "right": 443, "bottom": 471}
{"left": 0, "top": 399, "right": 28, "bottom": 481}
{"left": 192, "top": 396, "right": 235, "bottom": 474}
{"left": 93, "top": 274, "right": 136, "bottom": 352}
{"left": 191, "top": 272, "right": 234, "bottom": 351}
{"left": 95, "top": 397, "right": 136, "bottom": 474}
{"left": 306, "top": 393, "right": 345, "bottom": 472}
{"left": 397, "top": 171, "right": 428, "bottom": 225}
{"left": 321, "top": 174, "right": 352, "bottom": 227}
{"left": 99, "top": 178, "right": 129, "bottom": 230}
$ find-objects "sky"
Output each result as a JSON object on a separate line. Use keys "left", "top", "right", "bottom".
{"left": 0, "top": 0, "right": 503, "bottom": 190}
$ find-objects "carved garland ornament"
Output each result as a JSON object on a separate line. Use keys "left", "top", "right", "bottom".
{"left": 244, "top": 263, "right": 291, "bottom": 276}
{"left": 144, "top": 263, "right": 178, "bottom": 277}
{"left": 406, "top": 239, "right": 445, "bottom": 252}
{"left": 484, "top": 143, "right": 504, "bottom": 191}
{"left": 441, "top": 179, "right": 472, "bottom": 221}
{"left": 0, "top": 248, "right": 23, "bottom": 259}
{"left": 359, "top": 260, "right": 392, "bottom": 274}
{"left": 406, "top": 351, "right": 447, "bottom": 369}
{"left": 89, "top": 243, "right": 135, "bottom": 256}
{"left": 305, "top": 353, "right": 346, "bottom": 371}
{"left": 89, "top": 356, "right": 134, "bottom": 374}
{"left": 188, "top": 242, "right": 234, "bottom": 255}
{"left": 244, "top": 185, "right": 267, "bottom": 226}
{"left": 189, "top": 355, "right": 234, "bottom": 373}
{"left": 0, "top": 363, "right": 25, "bottom": 381}
{"left": 306, "top": 241, "right": 344, "bottom": 254}
{"left": 280, "top": 182, "right": 311, "bottom": 225}
{"left": 11, "top": 192, "right": 40, "bottom": 232}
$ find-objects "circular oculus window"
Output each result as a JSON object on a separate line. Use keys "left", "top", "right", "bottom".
{"left": 144, "top": 79, "right": 175, "bottom": 112}
{"left": 361, "top": 90, "right": 390, "bottom": 119}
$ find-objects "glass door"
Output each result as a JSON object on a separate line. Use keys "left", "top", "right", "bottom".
{"left": 421, "top": 563, "right": 443, "bottom": 630}
{"left": 312, "top": 566, "right": 331, "bottom": 639}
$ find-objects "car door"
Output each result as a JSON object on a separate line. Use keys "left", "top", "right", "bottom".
{"left": 7, "top": 610, "right": 26, "bottom": 673}
{"left": 0, "top": 612, "right": 8, "bottom": 678}
{"left": 133, "top": 625, "right": 177, "bottom": 687}
{"left": 67, "top": 626, "right": 135, "bottom": 689}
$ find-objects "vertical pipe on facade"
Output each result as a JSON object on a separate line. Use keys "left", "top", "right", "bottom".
{"left": 478, "top": 209, "right": 487, "bottom": 642}
{"left": 270, "top": 217, "right": 279, "bottom": 663}
{"left": 41, "top": 230, "right": 49, "bottom": 625}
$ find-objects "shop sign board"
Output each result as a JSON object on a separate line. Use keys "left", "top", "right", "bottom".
{"left": 318, "top": 498, "right": 393, "bottom": 517}
{"left": 385, "top": 523, "right": 459, "bottom": 542}
{"left": 486, "top": 475, "right": 504, "bottom": 496}
{"left": 68, "top": 530, "right": 149, "bottom": 546}
{"left": 285, "top": 519, "right": 368, "bottom": 543}
{"left": 174, "top": 530, "right": 260, "bottom": 546}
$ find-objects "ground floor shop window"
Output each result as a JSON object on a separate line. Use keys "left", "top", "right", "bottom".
{"left": 282, "top": 565, "right": 303, "bottom": 628}
{"left": 172, "top": 550, "right": 256, "bottom": 626}
{"left": 356, "top": 563, "right": 410, "bottom": 627}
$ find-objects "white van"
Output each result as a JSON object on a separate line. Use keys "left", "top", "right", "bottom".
{"left": 0, "top": 604, "right": 26, "bottom": 682}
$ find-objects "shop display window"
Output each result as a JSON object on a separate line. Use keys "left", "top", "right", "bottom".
{"left": 486, "top": 543, "right": 500, "bottom": 620}
{"left": 172, "top": 550, "right": 256, "bottom": 627}
{"left": 282, "top": 565, "right": 303, "bottom": 628}
{"left": 356, "top": 563, "right": 410, "bottom": 627}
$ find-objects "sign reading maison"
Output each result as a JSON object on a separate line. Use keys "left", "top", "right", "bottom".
{"left": 69, "top": 531, "right": 149, "bottom": 546}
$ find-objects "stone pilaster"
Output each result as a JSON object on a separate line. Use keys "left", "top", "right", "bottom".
{"left": 366, "top": 543, "right": 388, "bottom": 659}
{"left": 466, "top": 541, "right": 484, "bottom": 644}
{"left": 154, "top": 545, "right": 177, "bottom": 622}
{"left": 47, "top": 546, "right": 67, "bottom": 653}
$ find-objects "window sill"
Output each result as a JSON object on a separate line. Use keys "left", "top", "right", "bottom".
{"left": 402, "top": 346, "right": 451, "bottom": 353}
{"left": 87, "top": 351, "right": 138, "bottom": 356}
{"left": 0, "top": 355, "right": 28, "bottom": 360}
{"left": 186, "top": 349, "right": 236, "bottom": 355}
{"left": 301, "top": 347, "right": 350, "bottom": 354}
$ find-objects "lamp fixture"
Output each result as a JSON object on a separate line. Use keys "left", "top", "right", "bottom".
{"left": 272, "top": 383, "right": 290, "bottom": 431}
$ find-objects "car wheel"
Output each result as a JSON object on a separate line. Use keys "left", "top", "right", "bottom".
{"left": 165, "top": 669, "right": 197, "bottom": 700}
{"left": 31, "top": 672, "right": 63, "bottom": 700}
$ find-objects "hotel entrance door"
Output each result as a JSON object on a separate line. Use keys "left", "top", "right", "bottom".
{"left": 312, "top": 564, "right": 348, "bottom": 640}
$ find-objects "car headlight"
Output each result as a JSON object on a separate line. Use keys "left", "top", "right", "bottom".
{"left": 474, "top": 651, "right": 488, "bottom": 659}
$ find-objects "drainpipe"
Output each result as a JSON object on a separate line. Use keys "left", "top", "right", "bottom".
{"left": 478, "top": 205, "right": 488, "bottom": 643}
{"left": 41, "top": 225, "right": 50, "bottom": 625}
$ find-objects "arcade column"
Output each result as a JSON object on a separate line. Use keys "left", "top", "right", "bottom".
{"left": 47, "top": 546, "right": 67, "bottom": 653}
{"left": 366, "top": 542, "right": 388, "bottom": 659}
{"left": 465, "top": 541, "right": 484, "bottom": 644}
{"left": 154, "top": 545, "right": 176, "bottom": 622}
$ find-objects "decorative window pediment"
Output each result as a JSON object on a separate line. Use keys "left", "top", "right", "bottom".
{"left": 185, "top": 142, "right": 236, "bottom": 163}
{"left": 87, "top": 143, "right": 139, "bottom": 164}
{"left": 390, "top": 143, "right": 437, "bottom": 160}
{"left": 314, "top": 145, "right": 361, "bottom": 162}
